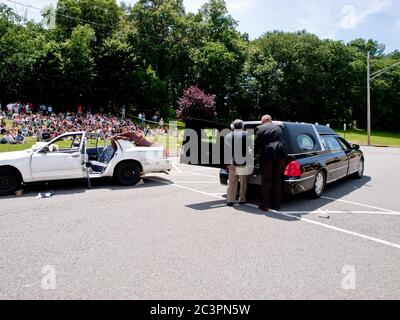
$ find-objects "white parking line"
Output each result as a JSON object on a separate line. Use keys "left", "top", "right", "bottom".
{"left": 176, "top": 166, "right": 399, "bottom": 214}
{"left": 322, "top": 196, "right": 395, "bottom": 213}
{"left": 181, "top": 173, "right": 400, "bottom": 214}
{"left": 148, "top": 178, "right": 219, "bottom": 198}
{"left": 243, "top": 203, "right": 400, "bottom": 250}
{"left": 187, "top": 172, "right": 219, "bottom": 179}
{"left": 274, "top": 210, "right": 400, "bottom": 216}
{"left": 171, "top": 181, "right": 221, "bottom": 184}
{"left": 191, "top": 167, "right": 218, "bottom": 172}
{"left": 176, "top": 163, "right": 399, "bottom": 213}
{"left": 148, "top": 178, "right": 400, "bottom": 250}
{"left": 172, "top": 163, "right": 183, "bottom": 174}
{"left": 166, "top": 172, "right": 218, "bottom": 179}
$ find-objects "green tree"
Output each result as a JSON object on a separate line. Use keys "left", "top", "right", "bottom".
{"left": 56, "top": 0, "right": 121, "bottom": 43}
{"left": 368, "top": 57, "right": 400, "bottom": 130}
{"left": 55, "top": 0, "right": 82, "bottom": 38}
{"left": 190, "top": 0, "right": 248, "bottom": 117}
{"left": 28, "top": 40, "right": 64, "bottom": 106}
{"left": 0, "top": 15, "right": 47, "bottom": 103}
{"left": 348, "top": 38, "right": 385, "bottom": 57}
{"left": 62, "top": 25, "right": 96, "bottom": 106}
{"left": 0, "top": 1, "right": 399, "bottom": 131}
{"left": 128, "top": 0, "right": 192, "bottom": 113}
{"left": 245, "top": 31, "right": 361, "bottom": 124}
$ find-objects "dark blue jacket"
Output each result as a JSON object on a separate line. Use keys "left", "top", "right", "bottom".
{"left": 255, "top": 123, "right": 288, "bottom": 162}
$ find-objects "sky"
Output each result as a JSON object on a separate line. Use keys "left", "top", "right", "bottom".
{"left": 2, "top": 0, "right": 399, "bottom": 53}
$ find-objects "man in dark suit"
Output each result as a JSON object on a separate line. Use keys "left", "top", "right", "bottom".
{"left": 255, "top": 115, "right": 288, "bottom": 212}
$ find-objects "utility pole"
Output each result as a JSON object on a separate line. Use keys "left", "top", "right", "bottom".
{"left": 366, "top": 51, "right": 400, "bottom": 146}
{"left": 367, "top": 51, "right": 372, "bottom": 146}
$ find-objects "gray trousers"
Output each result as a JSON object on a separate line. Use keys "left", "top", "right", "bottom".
{"left": 227, "top": 165, "right": 248, "bottom": 203}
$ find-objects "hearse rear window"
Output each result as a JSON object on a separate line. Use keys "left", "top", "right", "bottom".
{"left": 283, "top": 123, "right": 322, "bottom": 155}
{"left": 297, "top": 134, "right": 315, "bottom": 151}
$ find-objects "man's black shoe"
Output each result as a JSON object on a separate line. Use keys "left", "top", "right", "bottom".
{"left": 227, "top": 203, "right": 234, "bottom": 207}
{"left": 258, "top": 205, "right": 269, "bottom": 212}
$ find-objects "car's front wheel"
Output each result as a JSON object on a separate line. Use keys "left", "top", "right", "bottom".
{"left": 0, "top": 167, "right": 19, "bottom": 196}
{"left": 310, "top": 170, "right": 326, "bottom": 199}
{"left": 115, "top": 162, "right": 142, "bottom": 186}
{"left": 352, "top": 159, "right": 364, "bottom": 179}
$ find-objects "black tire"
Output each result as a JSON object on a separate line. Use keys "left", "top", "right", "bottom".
{"left": 0, "top": 167, "right": 19, "bottom": 196}
{"left": 310, "top": 170, "right": 326, "bottom": 199}
{"left": 115, "top": 162, "right": 141, "bottom": 186}
{"left": 352, "top": 159, "right": 364, "bottom": 179}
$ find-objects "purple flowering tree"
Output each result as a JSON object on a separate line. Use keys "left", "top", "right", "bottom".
{"left": 176, "top": 86, "right": 217, "bottom": 120}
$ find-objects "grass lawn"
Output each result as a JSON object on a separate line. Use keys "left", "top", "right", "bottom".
{"left": 335, "top": 128, "right": 400, "bottom": 147}
{"left": 0, "top": 137, "right": 37, "bottom": 152}
{"left": 148, "top": 135, "right": 183, "bottom": 155}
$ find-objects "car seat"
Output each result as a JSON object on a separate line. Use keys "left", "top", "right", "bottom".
{"left": 90, "top": 145, "right": 116, "bottom": 174}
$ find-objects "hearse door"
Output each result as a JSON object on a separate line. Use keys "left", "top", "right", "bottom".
{"left": 321, "top": 135, "right": 349, "bottom": 183}
{"left": 181, "top": 118, "right": 230, "bottom": 168}
{"left": 336, "top": 136, "right": 359, "bottom": 175}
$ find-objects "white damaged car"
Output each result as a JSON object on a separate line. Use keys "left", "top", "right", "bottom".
{"left": 0, "top": 132, "right": 171, "bottom": 195}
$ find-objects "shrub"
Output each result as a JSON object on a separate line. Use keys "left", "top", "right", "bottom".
{"left": 176, "top": 86, "right": 217, "bottom": 120}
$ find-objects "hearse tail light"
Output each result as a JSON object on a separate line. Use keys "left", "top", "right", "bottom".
{"left": 284, "top": 161, "right": 302, "bottom": 177}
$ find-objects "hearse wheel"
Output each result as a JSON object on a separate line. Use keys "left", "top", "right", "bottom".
{"left": 311, "top": 170, "right": 326, "bottom": 199}
{"left": 115, "top": 162, "right": 141, "bottom": 186}
{"left": 352, "top": 159, "right": 364, "bottom": 179}
{"left": 0, "top": 167, "right": 19, "bottom": 196}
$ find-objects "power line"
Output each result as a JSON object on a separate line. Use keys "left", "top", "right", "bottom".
{"left": 3, "top": 0, "right": 172, "bottom": 41}
{"left": 4, "top": 0, "right": 108, "bottom": 27}
{"left": 371, "top": 61, "right": 400, "bottom": 80}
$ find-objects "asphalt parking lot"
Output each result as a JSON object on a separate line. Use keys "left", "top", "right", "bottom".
{"left": 1, "top": 146, "right": 400, "bottom": 300}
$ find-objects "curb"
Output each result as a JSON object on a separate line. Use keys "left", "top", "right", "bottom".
{"left": 358, "top": 144, "right": 400, "bottom": 148}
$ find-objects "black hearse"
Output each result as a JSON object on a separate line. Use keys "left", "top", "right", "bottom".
{"left": 181, "top": 119, "right": 364, "bottom": 198}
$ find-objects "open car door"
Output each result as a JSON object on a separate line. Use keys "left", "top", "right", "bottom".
{"left": 180, "top": 118, "right": 230, "bottom": 169}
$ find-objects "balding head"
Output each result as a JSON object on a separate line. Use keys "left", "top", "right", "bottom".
{"left": 261, "top": 115, "right": 272, "bottom": 124}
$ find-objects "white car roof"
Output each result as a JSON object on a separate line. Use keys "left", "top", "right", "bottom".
{"left": 63, "top": 132, "right": 86, "bottom": 135}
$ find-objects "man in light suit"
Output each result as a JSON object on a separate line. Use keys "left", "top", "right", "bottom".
{"left": 225, "top": 120, "right": 253, "bottom": 207}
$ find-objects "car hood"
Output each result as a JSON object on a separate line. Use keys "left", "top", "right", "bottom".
{"left": 0, "top": 150, "right": 32, "bottom": 162}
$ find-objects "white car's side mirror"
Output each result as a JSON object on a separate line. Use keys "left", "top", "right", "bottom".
{"left": 39, "top": 146, "right": 50, "bottom": 153}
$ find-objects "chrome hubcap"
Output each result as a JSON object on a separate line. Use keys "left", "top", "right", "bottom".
{"left": 358, "top": 161, "right": 364, "bottom": 176}
{"left": 315, "top": 173, "right": 324, "bottom": 195}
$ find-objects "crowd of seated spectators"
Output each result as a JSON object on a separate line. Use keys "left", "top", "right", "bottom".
{"left": 0, "top": 106, "right": 178, "bottom": 146}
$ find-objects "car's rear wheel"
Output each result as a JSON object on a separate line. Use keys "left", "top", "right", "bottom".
{"left": 352, "top": 159, "right": 364, "bottom": 179}
{"left": 310, "top": 170, "right": 326, "bottom": 199}
{"left": 0, "top": 167, "right": 19, "bottom": 196}
{"left": 115, "top": 162, "right": 141, "bottom": 186}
